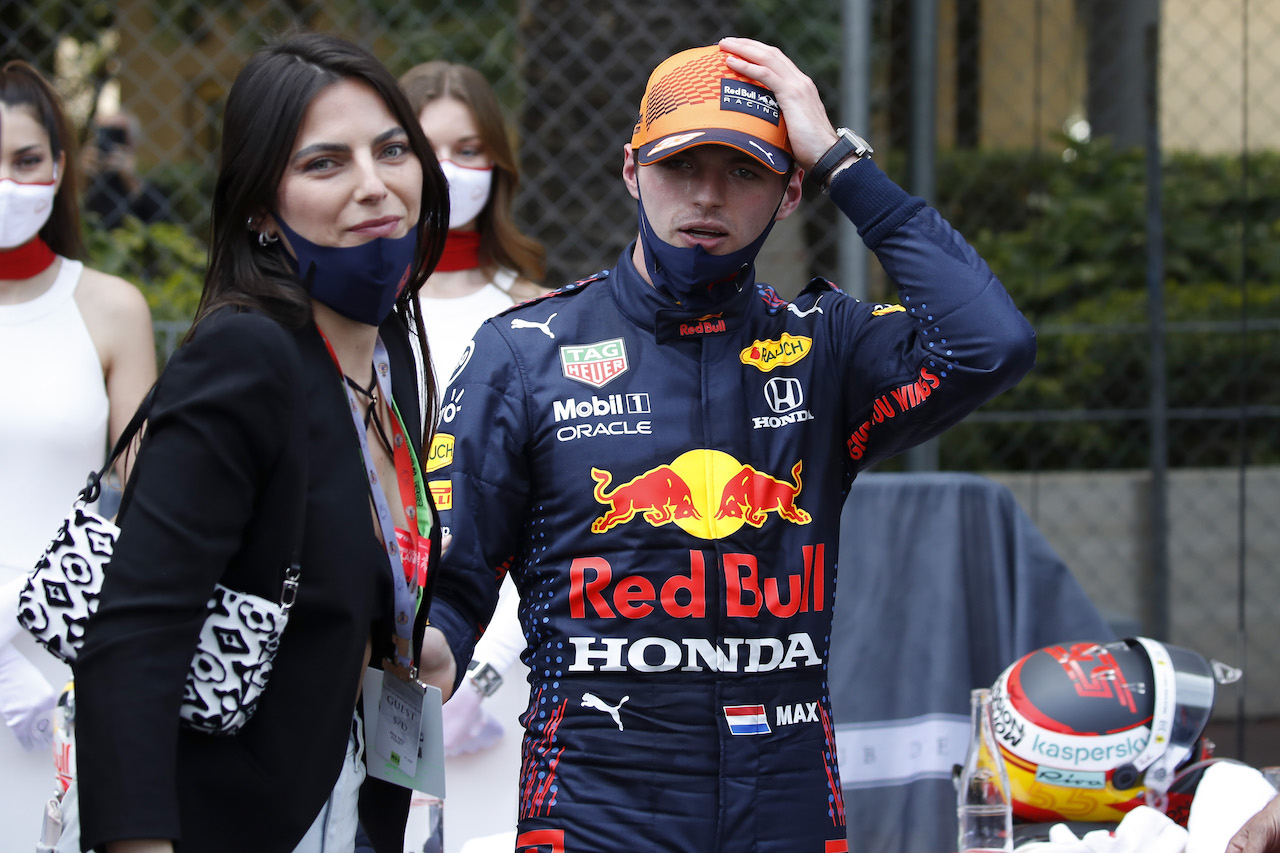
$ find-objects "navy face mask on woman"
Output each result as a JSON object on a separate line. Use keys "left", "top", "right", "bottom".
{"left": 636, "top": 190, "right": 780, "bottom": 309}
{"left": 275, "top": 216, "right": 417, "bottom": 327}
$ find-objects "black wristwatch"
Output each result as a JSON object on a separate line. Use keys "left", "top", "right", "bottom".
{"left": 810, "top": 127, "right": 873, "bottom": 191}
{"left": 466, "top": 660, "right": 504, "bottom": 697}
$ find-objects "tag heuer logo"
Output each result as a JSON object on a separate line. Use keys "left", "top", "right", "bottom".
{"left": 561, "top": 338, "right": 629, "bottom": 388}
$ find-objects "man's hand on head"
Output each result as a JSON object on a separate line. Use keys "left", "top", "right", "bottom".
{"left": 717, "top": 37, "right": 840, "bottom": 173}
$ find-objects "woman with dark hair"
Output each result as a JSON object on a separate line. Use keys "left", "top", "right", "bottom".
{"left": 70, "top": 32, "right": 448, "bottom": 853}
{"left": 398, "top": 60, "right": 547, "bottom": 390}
{"left": 0, "top": 60, "right": 155, "bottom": 843}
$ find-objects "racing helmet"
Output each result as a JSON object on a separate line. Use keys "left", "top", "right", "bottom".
{"left": 989, "top": 637, "right": 1239, "bottom": 825}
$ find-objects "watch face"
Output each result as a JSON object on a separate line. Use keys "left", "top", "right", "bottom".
{"left": 469, "top": 662, "right": 504, "bottom": 696}
{"left": 839, "top": 128, "right": 872, "bottom": 157}
{"left": 814, "top": 128, "right": 871, "bottom": 188}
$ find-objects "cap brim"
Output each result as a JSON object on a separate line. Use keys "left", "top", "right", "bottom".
{"left": 636, "top": 128, "right": 792, "bottom": 175}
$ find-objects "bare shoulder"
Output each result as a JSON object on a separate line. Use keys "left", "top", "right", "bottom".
{"left": 73, "top": 266, "right": 156, "bottom": 377}
{"left": 507, "top": 276, "right": 551, "bottom": 303}
{"left": 74, "top": 266, "right": 153, "bottom": 330}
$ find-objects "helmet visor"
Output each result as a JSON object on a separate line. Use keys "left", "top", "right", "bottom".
{"left": 1138, "top": 640, "right": 1217, "bottom": 805}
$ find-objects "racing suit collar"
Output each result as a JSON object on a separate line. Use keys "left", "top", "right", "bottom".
{"left": 610, "top": 241, "right": 756, "bottom": 344}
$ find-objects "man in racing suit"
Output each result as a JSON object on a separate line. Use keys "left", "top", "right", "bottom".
{"left": 418, "top": 38, "right": 1036, "bottom": 853}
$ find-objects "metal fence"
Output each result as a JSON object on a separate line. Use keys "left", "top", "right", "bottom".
{"left": 6, "top": 0, "right": 1279, "bottom": 756}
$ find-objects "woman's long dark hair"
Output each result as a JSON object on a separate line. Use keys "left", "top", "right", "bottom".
{"left": 399, "top": 61, "right": 545, "bottom": 284}
{"left": 0, "top": 60, "right": 85, "bottom": 260}
{"left": 195, "top": 32, "right": 449, "bottom": 424}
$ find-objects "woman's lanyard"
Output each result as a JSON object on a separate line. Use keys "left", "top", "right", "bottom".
{"left": 319, "top": 330, "right": 430, "bottom": 673}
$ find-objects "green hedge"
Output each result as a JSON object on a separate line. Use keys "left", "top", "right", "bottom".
{"left": 937, "top": 137, "right": 1280, "bottom": 470}
{"left": 85, "top": 215, "right": 206, "bottom": 325}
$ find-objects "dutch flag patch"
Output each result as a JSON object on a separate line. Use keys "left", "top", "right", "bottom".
{"left": 723, "top": 704, "right": 771, "bottom": 735}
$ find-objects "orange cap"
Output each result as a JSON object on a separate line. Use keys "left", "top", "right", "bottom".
{"left": 631, "top": 45, "right": 792, "bottom": 175}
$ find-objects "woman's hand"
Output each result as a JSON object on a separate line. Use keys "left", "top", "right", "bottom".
{"left": 418, "top": 626, "right": 457, "bottom": 702}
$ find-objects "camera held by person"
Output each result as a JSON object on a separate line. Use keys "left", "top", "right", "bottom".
{"left": 81, "top": 112, "right": 171, "bottom": 230}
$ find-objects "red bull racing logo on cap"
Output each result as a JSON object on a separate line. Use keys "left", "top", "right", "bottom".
{"left": 590, "top": 449, "right": 810, "bottom": 539}
{"left": 561, "top": 338, "right": 628, "bottom": 388}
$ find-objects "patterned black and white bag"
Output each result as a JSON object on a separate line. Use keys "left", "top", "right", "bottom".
{"left": 15, "top": 391, "right": 302, "bottom": 736}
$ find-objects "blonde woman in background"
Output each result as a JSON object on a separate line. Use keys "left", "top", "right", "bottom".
{"left": 399, "top": 60, "right": 546, "bottom": 391}
{"left": 398, "top": 60, "right": 547, "bottom": 853}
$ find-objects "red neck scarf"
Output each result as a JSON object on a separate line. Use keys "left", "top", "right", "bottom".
{"left": 435, "top": 230, "right": 482, "bottom": 272}
{"left": 0, "top": 237, "right": 56, "bottom": 280}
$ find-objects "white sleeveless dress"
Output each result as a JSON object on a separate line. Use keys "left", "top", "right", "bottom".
{"left": 0, "top": 258, "right": 108, "bottom": 845}
{"left": 418, "top": 267, "right": 519, "bottom": 392}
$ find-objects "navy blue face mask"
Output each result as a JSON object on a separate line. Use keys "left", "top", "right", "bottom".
{"left": 636, "top": 187, "right": 782, "bottom": 308}
{"left": 275, "top": 216, "right": 417, "bottom": 327}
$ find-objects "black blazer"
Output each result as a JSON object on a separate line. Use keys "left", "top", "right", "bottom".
{"left": 74, "top": 307, "right": 438, "bottom": 853}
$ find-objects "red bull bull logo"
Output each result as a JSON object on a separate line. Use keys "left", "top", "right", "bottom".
{"left": 715, "top": 460, "right": 811, "bottom": 527}
{"left": 590, "top": 465, "right": 701, "bottom": 533}
{"left": 590, "top": 450, "right": 810, "bottom": 539}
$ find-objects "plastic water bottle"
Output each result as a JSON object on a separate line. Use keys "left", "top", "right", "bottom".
{"left": 406, "top": 792, "right": 444, "bottom": 853}
{"left": 420, "top": 794, "right": 443, "bottom": 853}
{"left": 957, "top": 687, "right": 1013, "bottom": 853}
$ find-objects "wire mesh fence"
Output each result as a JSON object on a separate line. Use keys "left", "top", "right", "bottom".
{"left": 5, "top": 0, "right": 1278, "bottom": 752}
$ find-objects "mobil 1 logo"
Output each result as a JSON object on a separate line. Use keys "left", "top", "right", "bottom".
{"left": 554, "top": 392, "right": 653, "bottom": 442}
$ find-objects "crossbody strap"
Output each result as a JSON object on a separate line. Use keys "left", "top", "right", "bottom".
{"left": 280, "top": 378, "right": 307, "bottom": 608}
{"left": 80, "top": 386, "right": 155, "bottom": 505}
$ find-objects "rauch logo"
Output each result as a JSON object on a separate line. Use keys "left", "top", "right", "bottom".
{"left": 739, "top": 334, "right": 811, "bottom": 372}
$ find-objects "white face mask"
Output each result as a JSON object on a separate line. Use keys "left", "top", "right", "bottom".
{"left": 440, "top": 159, "right": 493, "bottom": 230}
{"left": 0, "top": 168, "right": 58, "bottom": 249}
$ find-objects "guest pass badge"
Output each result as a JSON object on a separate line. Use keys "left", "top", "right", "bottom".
{"left": 363, "top": 664, "right": 445, "bottom": 796}
{"left": 375, "top": 663, "right": 426, "bottom": 774}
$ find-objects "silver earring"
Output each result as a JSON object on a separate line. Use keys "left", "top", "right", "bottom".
{"left": 258, "top": 230, "right": 278, "bottom": 247}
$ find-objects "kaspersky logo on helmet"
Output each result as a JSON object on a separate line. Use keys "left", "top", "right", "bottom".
{"left": 589, "top": 449, "right": 810, "bottom": 538}
{"left": 991, "top": 668, "right": 1151, "bottom": 773}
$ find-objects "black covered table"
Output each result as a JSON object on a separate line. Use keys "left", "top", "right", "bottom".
{"left": 829, "top": 472, "right": 1115, "bottom": 853}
